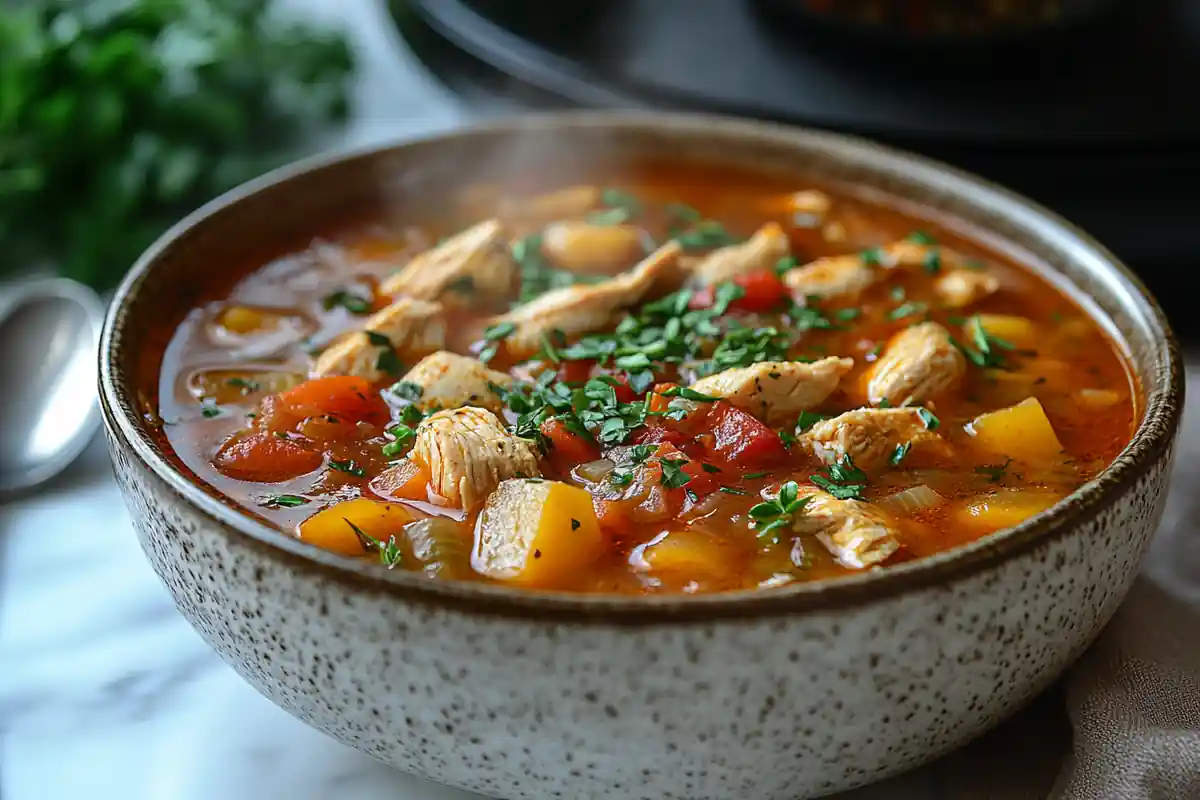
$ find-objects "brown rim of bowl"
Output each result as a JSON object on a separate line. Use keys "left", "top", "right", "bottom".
{"left": 98, "top": 111, "right": 1184, "bottom": 625}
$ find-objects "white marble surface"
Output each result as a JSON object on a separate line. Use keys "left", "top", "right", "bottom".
{"left": 4, "top": 2, "right": 1198, "bottom": 798}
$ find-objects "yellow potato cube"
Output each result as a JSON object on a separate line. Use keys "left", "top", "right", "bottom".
{"left": 975, "top": 314, "right": 1038, "bottom": 348}
{"left": 967, "top": 397, "right": 1064, "bottom": 462}
{"left": 954, "top": 489, "right": 1063, "bottom": 534}
{"left": 473, "top": 479, "right": 604, "bottom": 587}
{"left": 188, "top": 369, "right": 303, "bottom": 404}
{"left": 298, "top": 498, "right": 414, "bottom": 557}
{"left": 639, "top": 530, "right": 735, "bottom": 581}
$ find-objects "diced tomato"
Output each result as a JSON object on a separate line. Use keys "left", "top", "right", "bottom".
{"left": 557, "top": 359, "right": 595, "bottom": 384}
{"left": 213, "top": 432, "right": 324, "bottom": 483}
{"left": 611, "top": 378, "right": 638, "bottom": 403}
{"left": 541, "top": 417, "right": 601, "bottom": 471}
{"left": 630, "top": 419, "right": 694, "bottom": 453}
{"left": 645, "top": 383, "right": 678, "bottom": 414}
{"left": 688, "top": 270, "right": 790, "bottom": 313}
{"left": 731, "top": 270, "right": 790, "bottom": 312}
{"left": 704, "top": 401, "right": 788, "bottom": 468}
{"left": 274, "top": 376, "right": 390, "bottom": 425}
{"left": 369, "top": 458, "right": 430, "bottom": 502}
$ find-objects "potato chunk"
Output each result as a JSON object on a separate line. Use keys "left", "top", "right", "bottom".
{"left": 954, "top": 489, "right": 1063, "bottom": 534}
{"left": 473, "top": 478, "right": 604, "bottom": 586}
{"left": 967, "top": 397, "right": 1064, "bottom": 462}
{"left": 298, "top": 498, "right": 414, "bottom": 557}
{"left": 413, "top": 407, "right": 541, "bottom": 509}
{"left": 541, "top": 221, "right": 645, "bottom": 274}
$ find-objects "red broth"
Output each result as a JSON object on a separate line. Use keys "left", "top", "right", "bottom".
{"left": 157, "top": 164, "right": 1136, "bottom": 594}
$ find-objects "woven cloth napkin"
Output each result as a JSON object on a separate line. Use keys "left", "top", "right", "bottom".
{"left": 837, "top": 368, "right": 1200, "bottom": 800}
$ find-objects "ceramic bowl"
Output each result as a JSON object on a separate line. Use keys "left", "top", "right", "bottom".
{"left": 99, "top": 112, "right": 1182, "bottom": 800}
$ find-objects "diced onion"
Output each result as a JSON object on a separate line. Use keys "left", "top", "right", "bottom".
{"left": 403, "top": 518, "right": 473, "bottom": 580}
{"left": 1077, "top": 388, "right": 1122, "bottom": 408}
{"left": 877, "top": 485, "right": 944, "bottom": 517}
{"left": 572, "top": 458, "right": 616, "bottom": 483}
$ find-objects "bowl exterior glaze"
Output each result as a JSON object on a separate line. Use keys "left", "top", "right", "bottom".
{"left": 100, "top": 113, "right": 1182, "bottom": 800}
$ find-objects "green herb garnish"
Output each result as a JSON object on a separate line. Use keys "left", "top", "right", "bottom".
{"left": 810, "top": 455, "right": 867, "bottom": 501}
{"left": 952, "top": 316, "right": 1016, "bottom": 369}
{"left": 322, "top": 289, "right": 372, "bottom": 315}
{"left": 917, "top": 407, "right": 940, "bottom": 430}
{"left": 329, "top": 459, "right": 366, "bottom": 478}
{"left": 796, "top": 411, "right": 827, "bottom": 433}
{"left": 660, "top": 458, "right": 692, "bottom": 489}
{"left": 890, "top": 442, "right": 911, "bottom": 466}
{"left": 260, "top": 494, "right": 309, "bottom": 508}
{"left": 345, "top": 519, "right": 402, "bottom": 568}
{"left": 974, "top": 458, "right": 1013, "bottom": 483}
{"left": 749, "top": 480, "right": 812, "bottom": 544}
{"left": 389, "top": 381, "right": 423, "bottom": 402}
{"left": 224, "top": 377, "right": 261, "bottom": 395}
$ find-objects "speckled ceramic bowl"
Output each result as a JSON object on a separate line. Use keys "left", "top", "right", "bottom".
{"left": 99, "top": 113, "right": 1183, "bottom": 800}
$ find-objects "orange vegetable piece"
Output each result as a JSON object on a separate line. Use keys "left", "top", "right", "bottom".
{"left": 298, "top": 498, "right": 414, "bottom": 557}
{"left": 213, "top": 432, "right": 323, "bottom": 483}
{"left": 370, "top": 459, "right": 431, "bottom": 502}
{"left": 275, "top": 376, "right": 389, "bottom": 424}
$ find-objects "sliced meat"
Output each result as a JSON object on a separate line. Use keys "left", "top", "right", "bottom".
{"left": 867, "top": 321, "right": 965, "bottom": 407}
{"left": 412, "top": 407, "right": 541, "bottom": 509}
{"left": 795, "top": 486, "right": 900, "bottom": 569}
{"left": 495, "top": 241, "right": 682, "bottom": 358}
{"left": 499, "top": 185, "right": 600, "bottom": 226}
{"left": 935, "top": 269, "right": 1001, "bottom": 309}
{"left": 690, "top": 357, "right": 853, "bottom": 426}
{"left": 312, "top": 297, "right": 444, "bottom": 382}
{"left": 400, "top": 351, "right": 513, "bottom": 414}
{"left": 783, "top": 254, "right": 876, "bottom": 300}
{"left": 689, "top": 223, "right": 790, "bottom": 285}
{"left": 379, "top": 219, "right": 514, "bottom": 300}
{"left": 801, "top": 407, "right": 945, "bottom": 472}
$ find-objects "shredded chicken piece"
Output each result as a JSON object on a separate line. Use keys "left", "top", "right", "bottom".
{"left": 783, "top": 254, "right": 877, "bottom": 299}
{"left": 795, "top": 486, "right": 900, "bottom": 569}
{"left": 311, "top": 297, "right": 444, "bottom": 381}
{"left": 399, "top": 351, "right": 513, "bottom": 414}
{"left": 801, "top": 407, "right": 946, "bottom": 472}
{"left": 935, "top": 269, "right": 1001, "bottom": 309}
{"left": 867, "top": 321, "right": 965, "bottom": 407}
{"left": 690, "top": 357, "right": 853, "bottom": 425}
{"left": 689, "top": 222, "right": 790, "bottom": 285}
{"left": 495, "top": 241, "right": 682, "bottom": 358}
{"left": 499, "top": 185, "right": 600, "bottom": 226}
{"left": 379, "top": 219, "right": 514, "bottom": 300}
{"left": 788, "top": 190, "right": 833, "bottom": 225}
{"left": 412, "top": 407, "right": 541, "bottom": 509}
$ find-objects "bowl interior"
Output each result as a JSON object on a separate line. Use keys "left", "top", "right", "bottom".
{"left": 100, "top": 112, "right": 1182, "bottom": 616}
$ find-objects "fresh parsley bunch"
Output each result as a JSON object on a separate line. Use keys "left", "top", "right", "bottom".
{"left": 0, "top": 0, "right": 354, "bottom": 288}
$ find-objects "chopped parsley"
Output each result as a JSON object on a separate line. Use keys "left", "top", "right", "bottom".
{"left": 719, "top": 486, "right": 747, "bottom": 495}
{"left": 200, "top": 400, "right": 223, "bottom": 419}
{"left": 922, "top": 249, "right": 942, "bottom": 274}
{"left": 659, "top": 458, "right": 692, "bottom": 489}
{"left": 329, "top": 459, "right": 366, "bottom": 478}
{"left": 917, "top": 407, "right": 940, "bottom": 430}
{"left": 259, "top": 494, "right": 309, "bottom": 508}
{"left": 810, "top": 455, "right": 867, "bottom": 500}
{"left": 975, "top": 458, "right": 1013, "bottom": 483}
{"left": 321, "top": 288, "right": 372, "bottom": 315}
{"left": 888, "top": 302, "right": 928, "bottom": 321}
{"left": 478, "top": 321, "right": 516, "bottom": 364}
{"left": 587, "top": 188, "right": 643, "bottom": 225}
{"left": 512, "top": 233, "right": 594, "bottom": 305}
{"left": 345, "top": 519, "right": 403, "bottom": 568}
{"left": 890, "top": 442, "right": 911, "bottom": 466}
{"left": 610, "top": 471, "right": 634, "bottom": 487}
{"left": 673, "top": 219, "right": 741, "bottom": 251}
{"left": 796, "top": 411, "right": 827, "bottom": 433}
{"left": 952, "top": 315, "right": 1016, "bottom": 369}
{"left": 382, "top": 421, "right": 419, "bottom": 458}
{"left": 860, "top": 247, "right": 884, "bottom": 266}
{"left": 388, "top": 381, "right": 424, "bottom": 402}
{"left": 660, "top": 386, "right": 718, "bottom": 402}
{"left": 774, "top": 255, "right": 799, "bottom": 275}
{"left": 749, "top": 480, "right": 812, "bottom": 543}
{"left": 743, "top": 470, "right": 771, "bottom": 480}
{"left": 701, "top": 463, "right": 722, "bottom": 473}
{"left": 570, "top": 518, "right": 582, "bottom": 531}
{"left": 907, "top": 231, "right": 937, "bottom": 245}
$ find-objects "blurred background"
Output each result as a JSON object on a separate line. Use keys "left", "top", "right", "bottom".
{"left": 1, "top": 1, "right": 1197, "bottom": 798}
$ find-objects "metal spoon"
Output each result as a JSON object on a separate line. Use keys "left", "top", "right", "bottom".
{"left": 0, "top": 279, "right": 105, "bottom": 499}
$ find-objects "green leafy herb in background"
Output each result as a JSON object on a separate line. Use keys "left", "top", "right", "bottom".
{"left": 0, "top": 0, "right": 354, "bottom": 289}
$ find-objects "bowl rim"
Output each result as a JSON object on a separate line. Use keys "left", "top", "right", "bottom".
{"left": 99, "top": 110, "right": 1184, "bottom": 624}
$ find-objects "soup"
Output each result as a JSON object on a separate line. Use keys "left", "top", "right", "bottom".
{"left": 157, "top": 164, "right": 1136, "bottom": 594}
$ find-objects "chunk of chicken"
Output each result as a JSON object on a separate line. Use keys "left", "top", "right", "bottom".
{"left": 935, "top": 269, "right": 1000, "bottom": 309}
{"left": 495, "top": 241, "right": 682, "bottom": 358}
{"left": 866, "top": 321, "right": 965, "bottom": 407}
{"left": 690, "top": 357, "right": 853, "bottom": 426}
{"left": 400, "top": 351, "right": 513, "bottom": 414}
{"left": 379, "top": 219, "right": 514, "bottom": 300}
{"left": 788, "top": 190, "right": 833, "bottom": 227}
{"left": 312, "top": 297, "right": 444, "bottom": 382}
{"left": 795, "top": 486, "right": 900, "bottom": 569}
{"left": 689, "top": 222, "right": 790, "bottom": 285}
{"left": 499, "top": 185, "right": 600, "bottom": 226}
{"left": 412, "top": 407, "right": 541, "bottom": 509}
{"left": 801, "top": 407, "right": 945, "bottom": 472}
{"left": 783, "top": 254, "right": 876, "bottom": 299}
